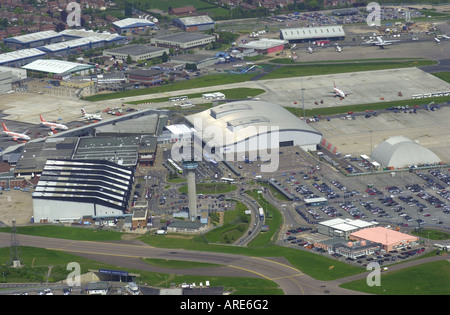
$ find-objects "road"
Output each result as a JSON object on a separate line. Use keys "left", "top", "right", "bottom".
{"left": 0, "top": 232, "right": 365, "bottom": 295}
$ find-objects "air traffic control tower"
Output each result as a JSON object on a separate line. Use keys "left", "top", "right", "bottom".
{"left": 182, "top": 137, "right": 199, "bottom": 220}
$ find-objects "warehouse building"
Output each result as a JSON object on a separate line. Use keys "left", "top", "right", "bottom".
{"left": 185, "top": 100, "right": 322, "bottom": 158}
{"left": 151, "top": 32, "right": 216, "bottom": 50}
{"left": 371, "top": 136, "right": 441, "bottom": 169}
{"left": 0, "top": 48, "right": 46, "bottom": 67}
{"left": 3, "top": 30, "right": 62, "bottom": 49}
{"left": 279, "top": 25, "right": 345, "bottom": 43}
{"left": 350, "top": 227, "right": 420, "bottom": 252}
{"left": 32, "top": 159, "right": 134, "bottom": 223}
{"left": 37, "top": 36, "right": 107, "bottom": 57}
{"left": 173, "top": 15, "right": 215, "bottom": 32}
{"left": 22, "top": 59, "right": 95, "bottom": 76}
{"left": 103, "top": 44, "right": 169, "bottom": 62}
{"left": 237, "top": 38, "right": 288, "bottom": 55}
{"left": 59, "top": 29, "right": 127, "bottom": 47}
{"left": 112, "top": 18, "right": 157, "bottom": 35}
{"left": 170, "top": 53, "right": 218, "bottom": 69}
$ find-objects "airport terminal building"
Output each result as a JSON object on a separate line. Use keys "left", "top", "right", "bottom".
{"left": 185, "top": 100, "right": 322, "bottom": 159}
{"left": 32, "top": 159, "right": 134, "bottom": 223}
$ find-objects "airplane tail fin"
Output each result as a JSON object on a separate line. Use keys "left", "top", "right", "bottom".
{"left": 39, "top": 114, "right": 45, "bottom": 122}
{"left": 2, "top": 122, "right": 9, "bottom": 132}
{"left": 81, "top": 108, "right": 86, "bottom": 115}
{"left": 333, "top": 80, "right": 336, "bottom": 88}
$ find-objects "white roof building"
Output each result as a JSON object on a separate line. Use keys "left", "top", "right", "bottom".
{"left": 280, "top": 25, "right": 345, "bottom": 42}
{"left": 22, "top": 59, "right": 95, "bottom": 75}
{"left": 372, "top": 136, "right": 441, "bottom": 169}
{"left": 185, "top": 100, "right": 322, "bottom": 158}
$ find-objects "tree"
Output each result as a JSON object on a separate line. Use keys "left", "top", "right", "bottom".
{"left": 126, "top": 55, "right": 133, "bottom": 64}
{"left": 162, "top": 51, "right": 168, "bottom": 62}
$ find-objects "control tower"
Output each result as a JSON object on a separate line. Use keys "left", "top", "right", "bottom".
{"left": 181, "top": 136, "right": 200, "bottom": 220}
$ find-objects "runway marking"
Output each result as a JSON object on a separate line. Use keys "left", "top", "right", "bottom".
{"left": 252, "top": 257, "right": 304, "bottom": 274}
{"left": 227, "top": 265, "right": 273, "bottom": 280}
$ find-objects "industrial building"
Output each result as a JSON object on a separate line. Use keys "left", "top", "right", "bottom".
{"left": 314, "top": 238, "right": 382, "bottom": 259}
{"left": 371, "top": 136, "right": 441, "bottom": 169}
{"left": 0, "top": 70, "right": 12, "bottom": 94}
{"left": 14, "top": 137, "right": 78, "bottom": 176}
{"left": 0, "top": 48, "right": 46, "bottom": 67}
{"left": 318, "top": 218, "right": 377, "bottom": 240}
{"left": 173, "top": 15, "right": 215, "bottom": 32}
{"left": 237, "top": 38, "right": 288, "bottom": 55}
{"left": 59, "top": 29, "right": 127, "bottom": 46}
{"left": 22, "top": 59, "right": 95, "bottom": 76}
{"left": 350, "top": 227, "right": 420, "bottom": 252}
{"left": 37, "top": 36, "right": 107, "bottom": 57}
{"left": 151, "top": 32, "right": 216, "bottom": 50}
{"left": 103, "top": 44, "right": 169, "bottom": 62}
{"left": 170, "top": 53, "right": 218, "bottom": 69}
{"left": 185, "top": 100, "right": 322, "bottom": 157}
{"left": 127, "top": 69, "right": 166, "bottom": 86}
{"left": 3, "top": 30, "right": 62, "bottom": 49}
{"left": 279, "top": 25, "right": 345, "bottom": 43}
{"left": 112, "top": 18, "right": 157, "bottom": 35}
{"left": 32, "top": 159, "right": 134, "bottom": 223}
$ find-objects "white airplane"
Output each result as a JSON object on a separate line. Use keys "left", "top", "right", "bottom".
{"left": 81, "top": 108, "right": 102, "bottom": 120}
{"left": 307, "top": 46, "right": 314, "bottom": 54}
{"left": 333, "top": 81, "right": 351, "bottom": 99}
{"left": 434, "top": 37, "right": 441, "bottom": 44}
{"left": 335, "top": 44, "right": 342, "bottom": 53}
{"left": 365, "top": 36, "right": 399, "bottom": 48}
{"left": 2, "top": 122, "right": 30, "bottom": 141}
{"left": 40, "top": 114, "right": 68, "bottom": 130}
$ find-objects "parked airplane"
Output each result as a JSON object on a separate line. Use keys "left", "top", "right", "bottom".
{"left": 365, "top": 36, "right": 399, "bottom": 48}
{"left": 2, "top": 122, "right": 30, "bottom": 141}
{"left": 307, "top": 46, "right": 314, "bottom": 54}
{"left": 81, "top": 108, "right": 102, "bottom": 120}
{"left": 335, "top": 44, "right": 342, "bottom": 53}
{"left": 333, "top": 81, "right": 351, "bottom": 99}
{"left": 437, "top": 34, "right": 450, "bottom": 40}
{"left": 40, "top": 114, "right": 68, "bottom": 130}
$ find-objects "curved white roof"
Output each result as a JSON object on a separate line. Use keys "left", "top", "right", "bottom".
{"left": 185, "top": 100, "right": 322, "bottom": 152}
{"left": 372, "top": 136, "right": 441, "bottom": 168}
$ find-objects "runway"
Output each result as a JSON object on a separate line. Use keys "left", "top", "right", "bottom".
{"left": 0, "top": 232, "right": 366, "bottom": 295}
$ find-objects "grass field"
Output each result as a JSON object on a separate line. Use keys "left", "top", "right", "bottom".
{"left": 84, "top": 60, "right": 437, "bottom": 102}
{"left": 178, "top": 183, "right": 237, "bottom": 194}
{"left": 340, "top": 260, "right": 450, "bottom": 295}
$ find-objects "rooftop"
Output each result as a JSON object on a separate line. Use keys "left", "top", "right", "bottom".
{"left": 280, "top": 25, "right": 345, "bottom": 40}
{"left": 175, "top": 15, "right": 215, "bottom": 26}
{"left": 113, "top": 18, "right": 155, "bottom": 29}
{"left": 153, "top": 32, "right": 215, "bottom": 44}
{"left": 22, "top": 59, "right": 94, "bottom": 74}
{"left": 4, "top": 30, "right": 61, "bottom": 44}
{"left": 105, "top": 44, "right": 167, "bottom": 56}
{"left": 0, "top": 48, "right": 46, "bottom": 64}
{"left": 350, "top": 227, "right": 419, "bottom": 245}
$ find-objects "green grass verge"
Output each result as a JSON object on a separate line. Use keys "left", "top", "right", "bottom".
{"left": 340, "top": 260, "right": 450, "bottom": 295}
{"left": 410, "top": 229, "right": 450, "bottom": 240}
{"left": 203, "top": 200, "right": 250, "bottom": 244}
{"left": 431, "top": 71, "right": 450, "bottom": 84}
{"left": 0, "top": 225, "right": 123, "bottom": 241}
{"left": 0, "top": 246, "right": 282, "bottom": 294}
{"left": 286, "top": 95, "right": 450, "bottom": 117}
{"left": 262, "top": 60, "right": 437, "bottom": 80}
{"left": 83, "top": 74, "right": 255, "bottom": 102}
